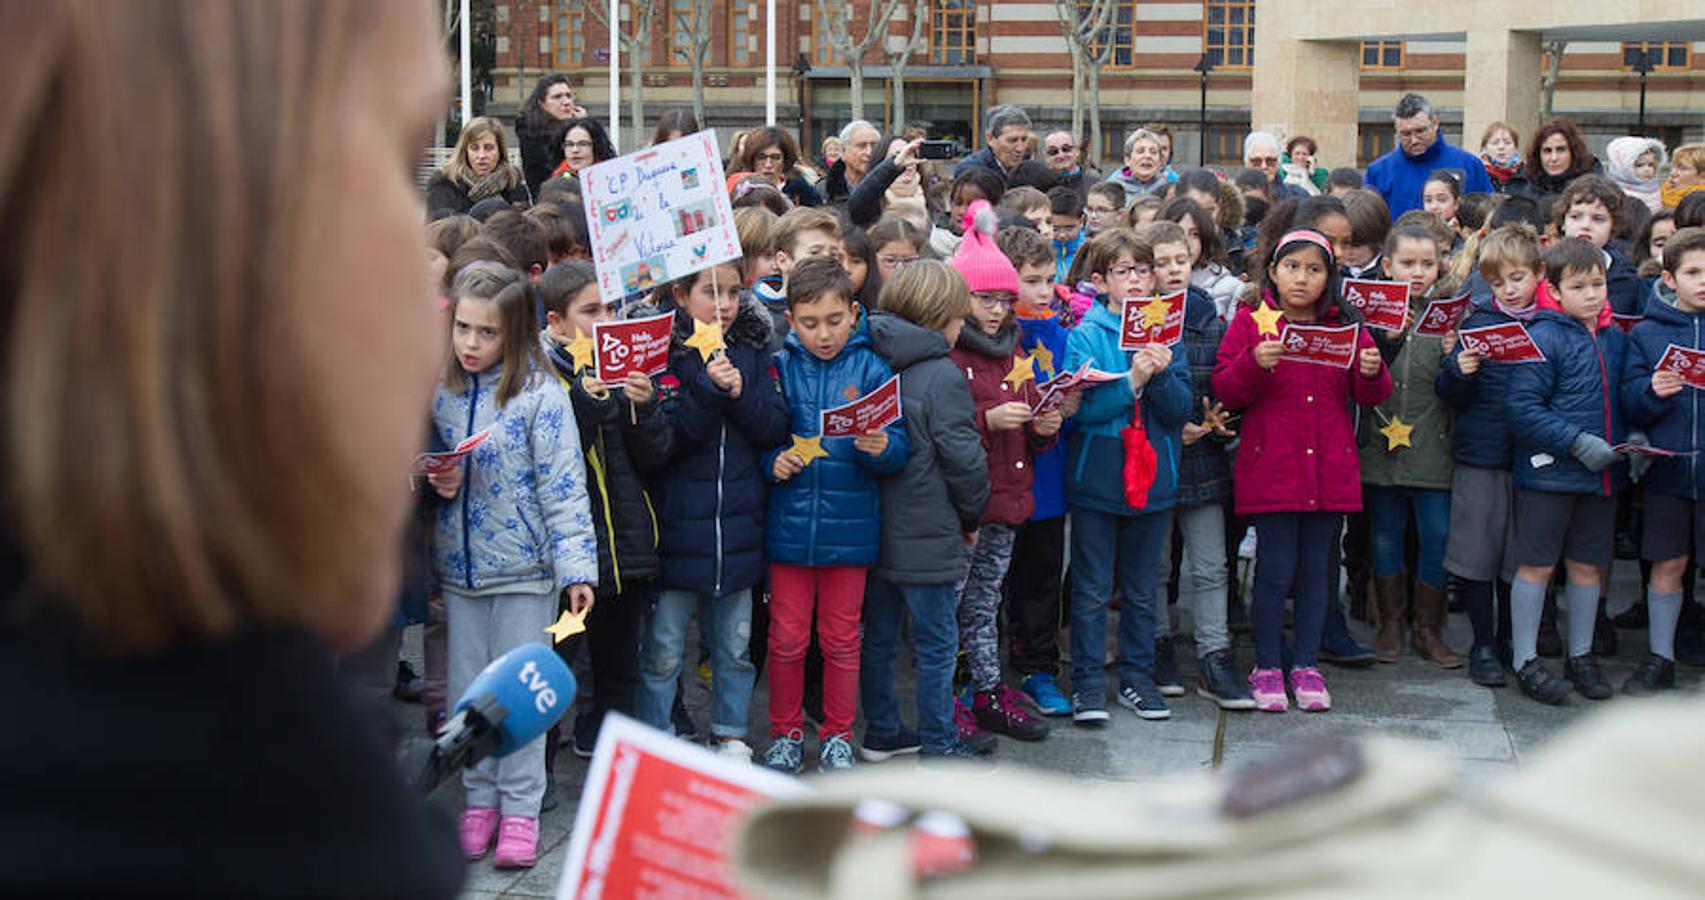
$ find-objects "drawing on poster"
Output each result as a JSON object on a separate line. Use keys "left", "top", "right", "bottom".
{"left": 620, "top": 256, "right": 668, "bottom": 294}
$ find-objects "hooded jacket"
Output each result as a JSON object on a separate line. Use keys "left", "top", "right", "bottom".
{"left": 1015, "top": 308, "right": 1072, "bottom": 520}
{"left": 1365, "top": 132, "right": 1495, "bottom": 218}
{"left": 762, "top": 315, "right": 911, "bottom": 567}
{"left": 1435, "top": 298, "right": 1537, "bottom": 470}
{"left": 1505, "top": 303, "right": 1628, "bottom": 496}
{"left": 1062, "top": 299, "right": 1193, "bottom": 516}
{"left": 1176, "top": 286, "right": 1233, "bottom": 508}
{"left": 540, "top": 332, "right": 674, "bottom": 596}
{"left": 431, "top": 362, "right": 599, "bottom": 594}
{"left": 651, "top": 298, "right": 793, "bottom": 597}
{"left": 1103, "top": 166, "right": 1173, "bottom": 200}
{"left": 1357, "top": 285, "right": 1456, "bottom": 490}
{"left": 867, "top": 312, "right": 990, "bottom": 585}
{"left": 1606, "top": 244, "right": 1643, "bottom": 317}
{"left": 951, "top": 318, "right": 1056, "bottom": 526}
{"left": 1212, "top": 294, "right": 1393, "bottom": 516}
{"left": 1620, "top": 297, "right": 1705, "bottom": 500}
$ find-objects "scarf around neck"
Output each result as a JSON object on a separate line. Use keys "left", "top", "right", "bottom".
{"left": 460, "top": 166, "right": 513, "bottom": 203}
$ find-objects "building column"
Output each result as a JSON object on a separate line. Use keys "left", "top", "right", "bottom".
{"left": 1463, "top": 28, "right": 1542, "bottom": 154}
{"left": 1250, "top": 27, "right": 1360, "bottom": 172}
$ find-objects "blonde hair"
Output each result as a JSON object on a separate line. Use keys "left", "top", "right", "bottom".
{"left": 878, "top": 260, "right": 971, "bottom": 331}
{"left": 0, "top": 1, "right": 391, "bottom": 650}
{"left": 1476, "top": 224, "right": 1544, "bottom": 282}
{"left": 1673, "top": 144, "right": 1705, "bottom": 176}
{"left": 443, "top": 116, "right": 520, "bottom": 190}
{"left": 771, "top": 206, "right": 841, "bottom": 257}
{"left": 735, "top": 206, "right": 777, "bottom": 258}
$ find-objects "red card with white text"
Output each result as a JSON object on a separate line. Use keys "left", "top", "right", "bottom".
{"left": 1413, "top": 292, "right": 1474, "bottom": 337}
{"left": 1655, "top": 344, "right": 1705, "bottom": 390}
{"left": 1342, "top": 279, "right": 1410, "bottom": 332}
{"left": 593, "top": 311, "right": 675, "bottom": 382}
{"left": 410, "top": 427, "right": 491, "bottom": 476}
{"left": 1279, "top": 322, "right": 1360, "bottom": 369}
{"left": 556, "top": 714, "right": 810, "bottom": 900}
{"left": 1613, "top": 314, "right": 1644, "bottom": 334}
{"left": 1614, "top": 442, "right": 1699, "bottom": 458}
{"left": 820, "top": 374, "right": 903, "bottom": 437}
{"left": 1459, "top": 322, "right": 1546, "bottom": 363}
{"left": 1119, "top": 292, "right": 1186, "bottom": 349}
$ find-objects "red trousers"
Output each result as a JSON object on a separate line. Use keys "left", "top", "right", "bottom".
{"left": 766, "top": 563, "right": 867, "bottom": 739}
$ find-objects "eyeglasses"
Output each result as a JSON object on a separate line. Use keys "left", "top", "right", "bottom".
{"left": 877, "top": 254, "right": 920, "bottom": 268}
{"left": 1046, "top": 144, "right": 1075, "bottom": 156}
{"left": 972, "top": 292, "right": 1015, "bottom": 308}
{"left": 1247, "top": 156, "right": 1279, "bottom": 166}
{"left": 1108, "top": 265, "right": 1152, "bottom": 279}
{"left": 1085, "top": 206, "right": 1116, "bottom": 217}
{"left": 563, "top": 139, "right": 594, "bottom": 151}
{"left": 754, "top": 151, "right": 785, "bottom": 163}
{"left": 1396, "top": 126, "right": 1434, "bottom": 140}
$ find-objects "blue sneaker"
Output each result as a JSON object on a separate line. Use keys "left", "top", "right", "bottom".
{"left": 761, "top": 729, "right": 804, "bottom": 775}
{"left": 1115, "top": 681, "right": 1172, "bottom": 720}
{"left": 859, "top": 726, "right": 922, "bottom": 762}
{"left": 1020, "top": 673, "right": 1071, "bottom": 717}
{"left": 1071, "top": 691, "right": 1110, "bottom": 727}
{"left": 818, "top": 734, "right": 857, "bottom": 771}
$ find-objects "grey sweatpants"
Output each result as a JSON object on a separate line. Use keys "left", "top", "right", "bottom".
{"left": 445, "top": 585, "right": 559, "bottom": 818}
{"left": 1156, "top": 504, "right": 1231, "bottom": 657}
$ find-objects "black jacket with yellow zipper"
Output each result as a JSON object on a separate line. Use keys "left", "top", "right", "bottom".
{"left": 540, "top": 332, "right": 673, "bottom": 598}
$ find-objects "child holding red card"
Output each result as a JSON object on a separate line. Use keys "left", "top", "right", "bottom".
{"left": 1436, "top": 224, "right": 1547, "bottom": 689}
{"left": 1212, "top": 230, "right": 1391, "bottom": 713}
{"left": 1503, "top": 238, "right": 1629, "bottom": 705}
{"left": 1617, "top": 227, "right": 1705, "bottom": 694}
{"left": 948, "top": 202, "right": 1061, "bottom": 743}
{"left": 1359, "top": 223, "right": 1463, "bottom": 669}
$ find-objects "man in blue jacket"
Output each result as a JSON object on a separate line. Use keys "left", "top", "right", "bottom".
{"left": 1365, "top": 93, "right": 1493, "bottom": 217}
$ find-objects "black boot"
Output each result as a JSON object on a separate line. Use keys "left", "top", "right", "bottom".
{"left": 1468, "top": 644, "right": 1507, "bottom": 688}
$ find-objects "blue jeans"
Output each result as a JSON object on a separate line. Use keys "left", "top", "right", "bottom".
{"left": 861, "top": 578, "right": 958, "bottom": 755}
{"left": 1068, "top": 506, "right": 1170, "bottom": 699}
{"left": 636, "top": 588, "right": 755, "bottom": 740}
{"left": 1252, "top": 512, "right": 1342, "bottom": 669}
{"left": 1366, "top": 485, "right": 1452, "bottom": 588}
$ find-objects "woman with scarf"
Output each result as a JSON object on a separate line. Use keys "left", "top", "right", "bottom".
{"left": 1605, "top": 136, "right": 1668, "bottom": 213}
{"left": 1663, "top": 144, "right": 1705, "bottom": 211}
{"left": 1478, "top": 122, "right": 1529, "bottom": 196}
{"left": 425, "top": 117, "right": 531, "bottom": 216}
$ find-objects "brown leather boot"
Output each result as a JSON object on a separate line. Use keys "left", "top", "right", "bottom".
{"left": 1411, "top": 581, "right": 1464, "bottom": 668}
{"left": 1372, "top": 572, "right": 1407, "bottom": 662}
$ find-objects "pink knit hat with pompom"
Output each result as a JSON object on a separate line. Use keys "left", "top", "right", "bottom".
{"left": 951, "top": 199, "right": 1021, "bottom": 296}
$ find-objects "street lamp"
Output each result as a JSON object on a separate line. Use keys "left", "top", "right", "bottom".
{"left": 1193, "top": 55, "right": 1215, "bottom": 166}
{"left": 1629, "top": 48, "right": 1654, "bottom": 137}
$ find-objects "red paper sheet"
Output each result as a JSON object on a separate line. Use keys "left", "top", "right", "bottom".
{"left": 820, "top": 374, "right": 903, "bottom": 437}
{"left": 1118, "top": 291, "right": 1186, "bottom": 349}
{"left": 410, "top": 428, "right": 491, "bottom": 476}
{"left": 1613, "top": 313, "right": 1644, "bottom": 334}
{"left": 1459, "top": 322, "right": 1546, "bottom": 363}
{"left": 1279, "top": 322, "right": 1360, "bottom": 369}
{"left": 1342, "top": 279, "right": 1410, "bottom": 332}
{"left": 1413, "top": 292, "right": 1474, "bottom": 337}
{"left": 1655, "top": 344, "right": 1705, "bottom": 390}
{"left": 593, "top": 311, "right": 675, "bottom": 382}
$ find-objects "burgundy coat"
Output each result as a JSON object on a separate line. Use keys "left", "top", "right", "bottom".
{"left": 1211, "top": 298, "right": 1392, "bottom": 516}
{"left": 952, "top": 322, "right": 1057, "bottom": 526}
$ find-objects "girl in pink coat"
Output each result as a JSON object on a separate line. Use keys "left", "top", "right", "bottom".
{"left": 1212, "top": 230, "right": 1392, "bottom": 713}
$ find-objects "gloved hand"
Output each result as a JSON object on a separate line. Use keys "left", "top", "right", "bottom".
{"left": 1625, "top": 432, "right": 1653, "bottom": 483}
{"left": 1570, "top": 432, "right": 1620, "bottom": 473}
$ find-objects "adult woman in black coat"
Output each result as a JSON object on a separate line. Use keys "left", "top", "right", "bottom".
{"left": 543, "top": 116, "right": 618, "bottom": 194}
{"left": 738, "top": 127, "right": 823, "bottom": 208}
{"left": 516, "top": 74, "right": 587, "bottom": 197}
{"left": 1513, "top": 117, "right": 1602, "bottom": 214}
{"left": 425, "top": 116, "right": 531, "bottom": 215}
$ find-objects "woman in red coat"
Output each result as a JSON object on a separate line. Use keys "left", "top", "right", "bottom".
{"left": 1212, "top": 230, "right": 1391, "bottom": 713}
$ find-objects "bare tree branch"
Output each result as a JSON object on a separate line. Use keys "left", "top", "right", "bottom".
{"left": 888, "top": 0, "right": 929, "bottom": 132}
{"left": 582, "top": 0, "right": 656, "bottom": 146}
{"left": 822, "top": 0, "right": 908, "bottom": 121}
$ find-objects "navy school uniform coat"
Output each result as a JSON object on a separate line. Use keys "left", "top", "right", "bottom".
{"left": 1504, "top": 307, "right": 1628, "bottom": 496}
{"left": 1621, "top": 298, "right": 1705, "bottom": 500}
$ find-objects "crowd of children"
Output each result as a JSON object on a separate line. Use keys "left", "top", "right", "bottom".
{"left": 416, "top": 114, "right": 1705, "bottom": 870}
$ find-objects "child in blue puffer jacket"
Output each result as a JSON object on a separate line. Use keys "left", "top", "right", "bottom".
{"left": 1062, "top": 228, "right": 1192, "bottom": 725}
{"left": 430, "top": 263, "right": 598, "bottom": 867}
{"left": 760, "top": 257, "right": 910, "bottom": 775}
{"left": 1504, "top": 238, "right": 1629, "bottom": 706}
{"left": 1618, "top": 227, "right": 1705, "bottom": 695}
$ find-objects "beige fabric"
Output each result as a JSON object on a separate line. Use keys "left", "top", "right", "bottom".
{"left": 732, "top": 697, "right": 1705, "bottom": 898}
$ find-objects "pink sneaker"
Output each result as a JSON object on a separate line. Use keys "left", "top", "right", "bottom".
{"left": 1289, "top": 667, "right": 1332, "bottom": 712}
{"left": 457, "top": 807, "right": 500, "bottom": 860}
{"left": 492, "top": 815, "right": 540, "bottom": 869}
{"left": 1249, "top": 668, "right": 1288, "bottom": 713}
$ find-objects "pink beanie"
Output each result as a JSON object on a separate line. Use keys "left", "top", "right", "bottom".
{"left": 951, "top": 199, "right": 1021, "bottom": 296}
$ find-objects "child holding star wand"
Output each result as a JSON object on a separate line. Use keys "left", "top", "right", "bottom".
{"left": 1213, "top": 229, "right": 1391, "bottom": 714}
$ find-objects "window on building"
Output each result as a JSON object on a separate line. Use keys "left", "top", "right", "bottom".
{"left": 553, "top": 1, "right": 584, "bottom": 67}
{"left": 1206, "top": 130, "right": 1243, "bottom": 167}
{"left": 1080, "top": 0, "right": 1137, "bottom": 69}
{"left": 1623, "top": 41, "right": 1690, "bottom": 71}
{"left": 930, "top": 0, "right": 977, "bottom": 65}
{"left": 1360, "top": 40, "right": 1403, "bottom": 70}
{"left": 1358, "top": 125, "right": 1395, "bottom": 167}
{"left": 669, "top": 0, "right": 696, "bottom": 67}
{"left": 729, "top": 2, "right": 751, "bottom": 65}
{"left": 1204, "top": 1, "right": 1254, "bottom": 69}
{"left": 812, "top": 3, "right": 843, "bottom": 66}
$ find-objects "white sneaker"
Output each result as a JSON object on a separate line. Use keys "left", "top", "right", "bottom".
{"left": 1237, "top": 529, "right": 1258, "bottom": 560}
{"left": 717, "top": 738, "right": 753, "bottom": 762}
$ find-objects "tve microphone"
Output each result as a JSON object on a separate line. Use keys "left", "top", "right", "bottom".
{"left": 402, "top": 642, "right": 576, "bottom": 793}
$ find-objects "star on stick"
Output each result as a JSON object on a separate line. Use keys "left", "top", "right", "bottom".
{"left": 1029, "top": 342, "right": 1055, "bottom": 377}
{"left": 1379, "top": 416, "right": 1414, "bottom": 451}
{"left": 684, "top": 318, "right": 726, "bottom": 362}
{"left": 1252, "top": 303, "right": 1285, "bottom": 338}
{"left": 1004, "top": 355, "right": 1036, "bottom": 391}
{"left": 564, "top": 330, "right": 596, "bottom": 373}
{"left": 1140, "top": 296, "right": 1170, "bottom": 328}
{"left": 787, "top": 434, "right": 829, "bottom": 466}
{"left": 544, "top": 608, "right": 588, "bottom": 644}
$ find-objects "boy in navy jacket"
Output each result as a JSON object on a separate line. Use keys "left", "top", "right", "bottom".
{"left": 1618, "top": 227, "right": 1705, "bottom": 694}
{"left": 1504, "top": 238, "right": 1629, "bottom": 705}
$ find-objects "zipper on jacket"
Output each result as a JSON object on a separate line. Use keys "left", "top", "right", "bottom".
{"left": 461, "top": 372, "right": 479, "bottom": 590}
{"left": 589, "top": 430, "right": 622, "bottom": 594}
{"left": 1694, "top": 317, "right": 1700, "bottom": 501}
{"left": 714, "top": 421, "right": 726, "bottom": 597}
{"left": 1594, "top": 338, "right": 1612, "bottom": 497}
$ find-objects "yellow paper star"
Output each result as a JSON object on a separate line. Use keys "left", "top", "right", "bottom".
{"left": 788, "top": 434, "right": 829, "bottom": 466}
{"left": 1029, "top": 342, "right": 1055, "bottom": 377}
{"left": 684, "top": 318, "right": 726, "bottom": 362}
{"left": 1252, "top": 303, "right": 1285, "bottom": 338}
{"left": 544, "top": 608, "right": 588, "bottom": 644}
{"left": 1379, "top": 416, "right": 1414, "bottom": 451}
{"left": 1004, "top": 355, "right": 1036, "bottom": 390}
{"left": 1140, "top": 296, "right": 1170, "bottom": 328}
{"left": 564, "top": 330, "right": 596, "bottom": 373}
